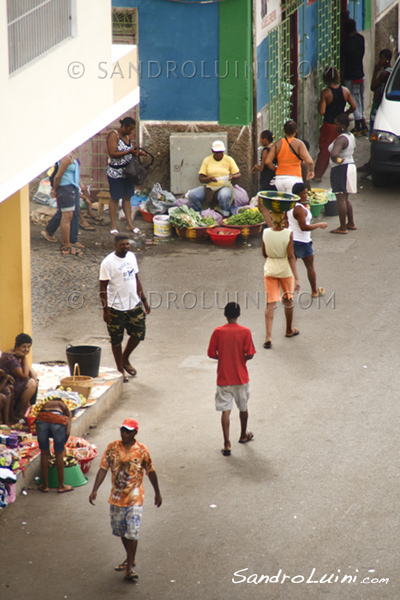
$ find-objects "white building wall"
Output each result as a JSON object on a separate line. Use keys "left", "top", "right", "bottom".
{"left": 0, "top": 1, "right": 139, "bottom": 203}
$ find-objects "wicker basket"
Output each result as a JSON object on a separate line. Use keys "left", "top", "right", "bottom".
{"left": 60, "top": 364, "right": 93, "bottom": 400}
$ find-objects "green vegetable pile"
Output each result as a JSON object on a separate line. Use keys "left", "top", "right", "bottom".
{"left": 169, "top": 206, "right": 216, "bottom": 228}
{"left": 226, "top": 208, "right": 264, "bottom": 226}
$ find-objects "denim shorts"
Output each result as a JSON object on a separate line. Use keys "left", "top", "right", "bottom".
{"left": 110, "top": 505, "right": 142, "bottom": 540}
{"left": 293, "top": 240, "right": 314, "bottom": 259}
{"left": 36, "top": 420, "right": 67, "bottom": 453}
{"left": 57, "top": 184, "right": 79, "bottom": 212}
{"left": 107, "top": 175, "right": 135, "bottom": 201}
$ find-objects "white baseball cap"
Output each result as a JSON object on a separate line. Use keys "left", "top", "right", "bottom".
{"left": 211, "top": 140, "right": 226, "bottom": 152}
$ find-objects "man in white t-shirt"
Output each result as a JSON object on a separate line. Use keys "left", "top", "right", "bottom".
{"left": 99, "top": 234, "right": 150, "bottom": 382}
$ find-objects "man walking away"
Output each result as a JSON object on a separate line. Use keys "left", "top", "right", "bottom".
{"left": 208, "top": 303, "right": 256, "bottom": 457}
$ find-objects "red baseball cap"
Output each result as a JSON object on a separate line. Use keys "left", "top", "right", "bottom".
{"left": 121, "top": 419, "right": 139, "bottom": 431}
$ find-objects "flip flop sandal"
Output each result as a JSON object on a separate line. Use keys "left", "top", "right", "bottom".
{"left": 123, "top": 364, "right": 137, "bottom": 377}
{"left": 37, "top": 485, "right": 49, "bottom": 493}
{"left": 124, "top": 572, "right": 139, "bottom": 581}
{"left": 285, "top": 328, "right": 300, "bottom": 338}
{"left": 221, "top": 448, "right": 231, "bottom": 456}
{"left": 71, "top": 242, "right": 85, "bottom": 249}
{"left": 312, "top": 287, "right": 325, "bottom": 298}
{"left": 115, "top": 560, "right": 128, "bottom": 572}
{"left": 263, "top": 341, "right": 272, "bottom": 349}
{"left": 57, "top": 485, "right": 74, "bottom": 493}
{"left": 238, "top": 432, "right": 254, "bottom": 444}
{"left": 80, "top": 224, "right": 95, "bottom": 231}
{"left": 41, "top": 230, "right": 57, "bottom": 243}
{"left": 110, "top": 229, "right": 119, "bottom": 235}
{"left": 60, "top": 246, "right": 82, "bottom": 256}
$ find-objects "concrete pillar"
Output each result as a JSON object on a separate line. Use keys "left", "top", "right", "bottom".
{"left": 0, "top": 185, "right": 32, "bottom": 351}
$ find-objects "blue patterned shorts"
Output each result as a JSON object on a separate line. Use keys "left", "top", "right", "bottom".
{"left": 110, "top": 504, "right": 142, "bottom": 540}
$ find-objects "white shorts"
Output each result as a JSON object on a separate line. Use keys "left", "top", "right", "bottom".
{"left": 215, "top": 383, "right": 250, "bottom": 412}
{"left": 274, "top": 175, "right": 303, "bottom": 193}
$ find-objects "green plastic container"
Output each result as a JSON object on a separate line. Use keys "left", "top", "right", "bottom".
{"left": 47, "top": 464, "right": 88, "bottom": 488}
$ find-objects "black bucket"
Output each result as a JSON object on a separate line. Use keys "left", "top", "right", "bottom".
{"left": 66, "top": 345, "right": 101, "bottom": 378}
{"left": 324, "top": 198, "right": 338, "bottom": 217}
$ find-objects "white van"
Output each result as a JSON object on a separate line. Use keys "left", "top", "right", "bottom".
{"left": 370, "top": 55, "right": 400, "bottom": 187}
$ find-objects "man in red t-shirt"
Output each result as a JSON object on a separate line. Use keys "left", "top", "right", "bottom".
{"left": 207, "top": 302, "right": 256, "bottom": 457}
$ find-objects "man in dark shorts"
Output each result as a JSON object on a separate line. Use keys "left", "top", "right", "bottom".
{"left": 99, "top": 234, "right": 150, "bottom": 382}
{"left": 208, "top": 303, "right": 256, "bottom": 457}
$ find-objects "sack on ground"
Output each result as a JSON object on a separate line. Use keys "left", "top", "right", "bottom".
{"left": 147, "top": 183, "right": 176, "bottom": 215}
{"left": 232, "top": 185, "right": 249, "bottom": 207}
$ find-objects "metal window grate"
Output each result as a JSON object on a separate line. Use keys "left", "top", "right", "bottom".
{"left": 7, "top": 0, "right": 72, "bottom": 74}
{"left": 317, "top": 0, "right": 340, "bottom": 95}
{"left": 267, "top": 17, "right": 293, "bottom": 135}
{"left": 282, "top": 0, "right": 301, "bottom": 17}
{"left": 112, "top": 8, "right": 137, "bottom": 45}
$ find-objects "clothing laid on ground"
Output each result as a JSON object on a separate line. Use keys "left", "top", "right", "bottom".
{"left": 287, "top": 203, "right": 312, "bottom": 243}
{"left": 207, "top": 323, "right": 256, "bottom": 386}
{"left": 199, "top": 155, "right": 239, "bottom": 190}
{"left": 262, "top": 228, "right": 293, "bottom": 278}
{"left": 100, "top": 440, "right": 154, "bottom": 507}
{"left": 329, "top": 133, "right": 357, "bottom": 194}
{"left": 99, "top": 251, "right": 140, "bottom": 311}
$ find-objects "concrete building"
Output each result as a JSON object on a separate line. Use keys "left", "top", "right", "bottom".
{"left": 0, "top": 0, "right": 139, "bottom": 349}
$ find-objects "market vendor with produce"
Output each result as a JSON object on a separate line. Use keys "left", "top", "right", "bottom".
{"left": 188, "top": 140, "right": 241, "bottom": 217}
{"left": 35, "top": 398, "right": 73, "bottom": 494}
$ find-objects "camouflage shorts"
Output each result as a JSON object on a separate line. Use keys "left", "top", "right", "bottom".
{"left": 107, "top": 305, "right": 146, "bottom": 346}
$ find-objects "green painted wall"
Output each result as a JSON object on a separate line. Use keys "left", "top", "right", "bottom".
{"left": 219, "top": 0, "right": 253, "bottom": 125}
{"left": 364, "top": 0, "right": 371, "bottom": 30}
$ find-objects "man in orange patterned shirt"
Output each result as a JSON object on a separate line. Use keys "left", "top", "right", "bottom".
{"left": 89, "top": 419, "right": 162, "bottom": 581}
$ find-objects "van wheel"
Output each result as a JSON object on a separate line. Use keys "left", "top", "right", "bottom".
{"left": 372, "top": 171, "right": 389, "bottom": 187}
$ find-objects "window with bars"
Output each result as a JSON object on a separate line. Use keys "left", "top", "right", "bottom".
{"left": 7, "top": 0, "right": 73, "bottom": 74}
{"left": 112, "top": 8, "right": 137, "bottom": 45}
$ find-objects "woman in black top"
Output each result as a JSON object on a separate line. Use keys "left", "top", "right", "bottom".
{"left": 252, "top": 130, "right": 276, "bottom": 191}
{"left": 314, "top": 67, "right": 355, "bottom": 181}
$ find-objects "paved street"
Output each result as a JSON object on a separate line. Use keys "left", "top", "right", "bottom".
{"left": 1, "top": 137, "right": 400, "bottom": 599}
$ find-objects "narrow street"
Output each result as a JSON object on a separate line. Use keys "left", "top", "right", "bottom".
{"left": 1, "top": 137, "right": 399, "bottom": 600}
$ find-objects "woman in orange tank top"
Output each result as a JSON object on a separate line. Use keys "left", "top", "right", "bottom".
{"left": 266, "top": 120, "right": 315, "bottom": 192}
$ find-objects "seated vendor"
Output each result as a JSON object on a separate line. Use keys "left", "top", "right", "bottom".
{"left": 0, "top": 333, "right": 38, "bottom": 421}
{"left": 0, "top": 369, "right": 15, "bottom": 425}
{"left": 188, "top": 140, "right": 241, "bottom": 217}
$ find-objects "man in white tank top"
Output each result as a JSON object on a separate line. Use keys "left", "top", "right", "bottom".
{"left": 287, "top": 183, "right": 328, "bottom": 298}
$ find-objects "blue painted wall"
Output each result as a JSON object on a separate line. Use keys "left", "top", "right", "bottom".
{"left": 114, "top": 0, "right": 219, "bottom": 121}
